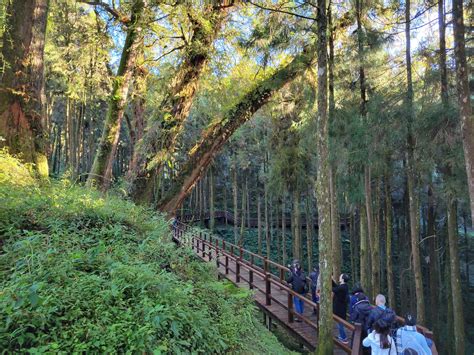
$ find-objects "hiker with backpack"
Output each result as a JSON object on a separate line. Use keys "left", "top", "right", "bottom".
{"left": 286, "top": 259, "right": 308, "bottom": 321}
{"left": 350, "top": 283, "right": 367, "bottom": 313}
{"left": 395, "top": 313, "right": 432, "bottom": 355}
{"left": 332, "top": 273, "right": 350, "bottom": 344}
{"left": 363, "top": 319, "right": 397, "bottom": 354}
{"left": 350, "top": 292, "right": 372, "bottom": 338}
{"left": 367, "top": 294, "right": 397, "bottom": 333}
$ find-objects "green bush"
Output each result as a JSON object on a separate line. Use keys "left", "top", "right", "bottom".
{"left": 0, "top": 151, "right": 292, "bottom": 354}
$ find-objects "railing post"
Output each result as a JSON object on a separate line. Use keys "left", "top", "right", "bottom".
{"left": 201, "top": 232, "right": 205, "bottom": 258}
{"left": 287, "top": 292, "right": 294, "bottom": 323}
{"left": 225, "top": 253, "right": 229, "bottom": 274}
{"left": 279, "top": 267, "right": 285, "bottom": 290}
{"left": 215, "top": 238, "right": 219, "bottom": 267}
{"left": 236, "top": 258, "right": 241, "bottom": 283}
{"left": 249, "top": 269, "right": 254, "bottom": 289}
{"left": 208, "top": 235, "right": 213, "bottom": 262}
{"left": 351, "top": 323, "right": 363, "bottom": 355}
{"left": 265, "top": 270, "right": 271, "bottom": 306}
{"left": 250, "top": 254, "right": 254, "bottom": 266}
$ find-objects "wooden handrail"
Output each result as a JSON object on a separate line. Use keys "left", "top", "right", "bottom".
{"left": 172, "top": 223, "right": 432, "bottom": 353}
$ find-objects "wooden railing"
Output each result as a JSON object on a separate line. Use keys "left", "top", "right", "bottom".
{"left": 172, "top": 221, "right": 362, "bottom": 354}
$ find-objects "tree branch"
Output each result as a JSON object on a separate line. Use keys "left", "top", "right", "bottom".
{"left": 77, "top": 1, "right": 130, "bottom": 24}
{"left": 247, "top": 0, "right": 317, "bottom": 21}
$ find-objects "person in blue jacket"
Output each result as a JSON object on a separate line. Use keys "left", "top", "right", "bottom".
{"left": 366, "top": 294, "right": 397, "bottom": 332}
{"left": 395, "top": 313, "right": 432, "bottom": 355}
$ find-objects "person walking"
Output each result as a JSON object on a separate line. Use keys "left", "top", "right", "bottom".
{"left": 286, "top": 259, "right": 307, "bottom": 321}
{"left": 350, "top": 292, "right": 373, "bottom": 337}
{"left": 350, "top": 283, "right": 366, "bottom": 313}
{"left": 363, "top": 319, "right": 397, "bottom": 354}
{"left": 367, "top": 294, "right": 397, "bottom": 332}
{"left": 395, "top": 313, "right": 432, "bottom": 354}
{"left": 333, "top": 273, "right": 350, "bottom": 344}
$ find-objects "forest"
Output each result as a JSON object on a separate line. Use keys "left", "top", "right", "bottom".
{"left": 0, "top": 0, "right": 472, "bottom": 354}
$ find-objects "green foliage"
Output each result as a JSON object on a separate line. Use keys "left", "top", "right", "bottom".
{"left": 0, "top": 152, "right": 292, "bottom": 354}
{"left": 0, "top": 148, "right": 37, "bottom": 187}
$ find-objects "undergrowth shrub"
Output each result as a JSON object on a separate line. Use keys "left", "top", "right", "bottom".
{"left": 0, "top": 151, "right": 292, "bottom": 354}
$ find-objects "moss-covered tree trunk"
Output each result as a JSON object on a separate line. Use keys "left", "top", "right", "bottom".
{"left": 258, "top": 194, "right": 262, "bottom": 255}
{"left": 127, "top": 4, "right": 230, "bottom": 202}
{"left": 88, "top": 0, "right": 145, "bottom": 190}
{"left": 306, "top": 194, "right": 313, "bottom": 271}
{"left": 157, "top": 46, "right": 315, "bottom": 214}
{"left": 282, "top": 190, "right": 287, "bottom": 264}
{"left": 452, "top": 0, "right": 474, "bottom": 224}
{"left": 314, "top": 0, "right": 333, "bottom": 351}
{"left": 292, "top": 189, "right": 301, "bottom": 261}
{"left": 360, "top": 204, "right": 370, "bottom": 296}
{"left": 209, "top": 168, "right": 215, "bottom": 232}
{"left": 0, "top": 0, "right": 49, "bottom": 179}
{"left": 405, "top": 0, "right": 425, "bottom": 324}
{"left": 233, "top": 165, "right": 238, "bottom": 244}
{"left": 447, "top": 198, "right": 465, "bottom": 354}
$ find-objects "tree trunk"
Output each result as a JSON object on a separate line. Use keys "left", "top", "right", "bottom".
{"left": 240, "top": 175, "right": 246, "bottom": 245}
{"left": 463, "top": 213, "right": 470, "bottom": 285}
{"left": 127, "top": 4, "right": 231, "bottom": 202}
{"left": 88, "top": 0, "right": 144, "bottom": 190}
{"left": 209, "top": 168, "right": 215, "bottom": 232}
{"left": 314, "top": 0, "right": 333, "bottom": 350}
{"left": 405, "top": 0, "right": 425, "bottom": 324}
{"left": 447, "top": 198, "right": 465, "bottom": 354}
{"left": 282, "top": 190, "right": 287, "bottom": 264}
{"left": 427, "top": 184, "right": 439, "bottom": 331}
{"left": 0, "top": 0, "right": 49, "bottom": 179}
{"left": 158, "top": 46, "right": 316, "bottom": 214}
{"left": 265, "top": 181, "right": 270, "bottom": 257}
{"left": 292, "top": 189, "right": 301, "bottom": 261}
{"left": 257, "top": 194, "right": 262, "bottom": 255}
{"left": 306, "top": 194, "right": 313, "bottom": 271}
{"left": 233, "top": 166, "right": 238, "bottom": 244}
{"left": 385, "top": 174, "right": 396, "bottom": 309}
{"left": 452, "top": 0, "right": 474, "bottom": 224}
{"left": 330, "top": 167, "right": 341, "bottom": 278}
{"left": 360, "top": 204, "right": 370, "bottom": 297}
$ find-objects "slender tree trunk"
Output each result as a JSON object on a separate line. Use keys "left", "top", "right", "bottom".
{"left": 0, "top": 0, "right": 49, "bottom": 179}
{"left": 257, "top": 194, "right": 262, "bottom": 255}
{"left": 405, "top": 0, "right": 425, "bottom": 324}
{"left": 265, "top": 181, "right": 270, "bottom": 257}
{"left": 314, "top": 0, "right": 333, "bottom": 350}
{"left": 246, "top": 177, "right": 250, "bottom": 229}
{"left": 360, "top": 204, "right": 370, "bottom": 297}
{"left": 240, "top": 175, "right": 246, "bottom": 245}
{"left": 88, "top": 0, "right": 145, "bottom": 189}
{"left": 452, "top": 0, "right": 474, "bottom": 224}
{"left": 233, "top": 166, "right": 238, "bottom": 244}
{"left": 427, "top": 184, "right": 439, "bottom": 332}
{"left": 223, "top": 180, "right": 228, "bottom": 225}
{"left": 306, "top": 194, "right": 313, "bottom": 271}
{"left": 282, "top": 190, "right": 287, "bottom": 264}
{"left": 157, "top": 46, "right": 316, "bottom": 214}
{"left": 463, "top": 213, "right": 470, "bottom": 284}
{"left": 447, "top": 198, "right": 466, "bottom": 354}
{"left": 385, "top": 174, "right": 396, "bottom": 309}
{"left": 209, "top": 168, "right": 215, "bottom": 232}
{"left": 330, "top": 167, "right": 342, "bottom": 278}
{"left": 292, "top": 189, "right": 301, "bottom": 261}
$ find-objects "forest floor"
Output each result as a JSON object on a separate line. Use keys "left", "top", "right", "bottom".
{"left": 0, "top": 150, "right": 297, "bottom": 354}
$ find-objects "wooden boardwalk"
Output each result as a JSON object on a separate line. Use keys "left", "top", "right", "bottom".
{"left": 172, "top": 221, "right": 361, "bottom": 354}
{"left": 172, "top": 221, "right": 438, "bottom": 354}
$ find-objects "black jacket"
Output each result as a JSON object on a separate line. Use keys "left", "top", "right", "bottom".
{"left": 350, "top": 299, "right": 372, "bottom": 332}
{"left": 286, "top": 270, "right": 307, "bottom": 294}
{"left": 366, "top": 306, "right": 396, "bottom": 331}
{"left": 332, "top": 281, "right": 349, "bottom": 319}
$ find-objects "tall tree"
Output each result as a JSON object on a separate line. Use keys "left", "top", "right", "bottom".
{"left": 314, "top": 0, "right": 333, "bottom": 351}
{"left": 87, "top": 0, "right": 145, "bottom": 189}
{"left": 0, "top": 0, "right": 50, "bottom": 178}
{"left": 452, "top": 0, "right": 474, "bottom": 224}
{"left": 405, "top": 0, "right": 425, "bottom": 324}
{"left": 127, "top": 3, "right": 232, "bottom": 202}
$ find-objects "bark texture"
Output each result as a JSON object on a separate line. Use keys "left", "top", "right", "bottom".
{"left": 453, "top": 0, "right": 474, "bottom": 224}
{"left": 0, "top": 0, "right": 50, "bottom": 178}
{"left": 314, "top": 0, "right": 333, "bottom": 351}
{"left": 88, "top": 0, "right": 145, "bottom": 189}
